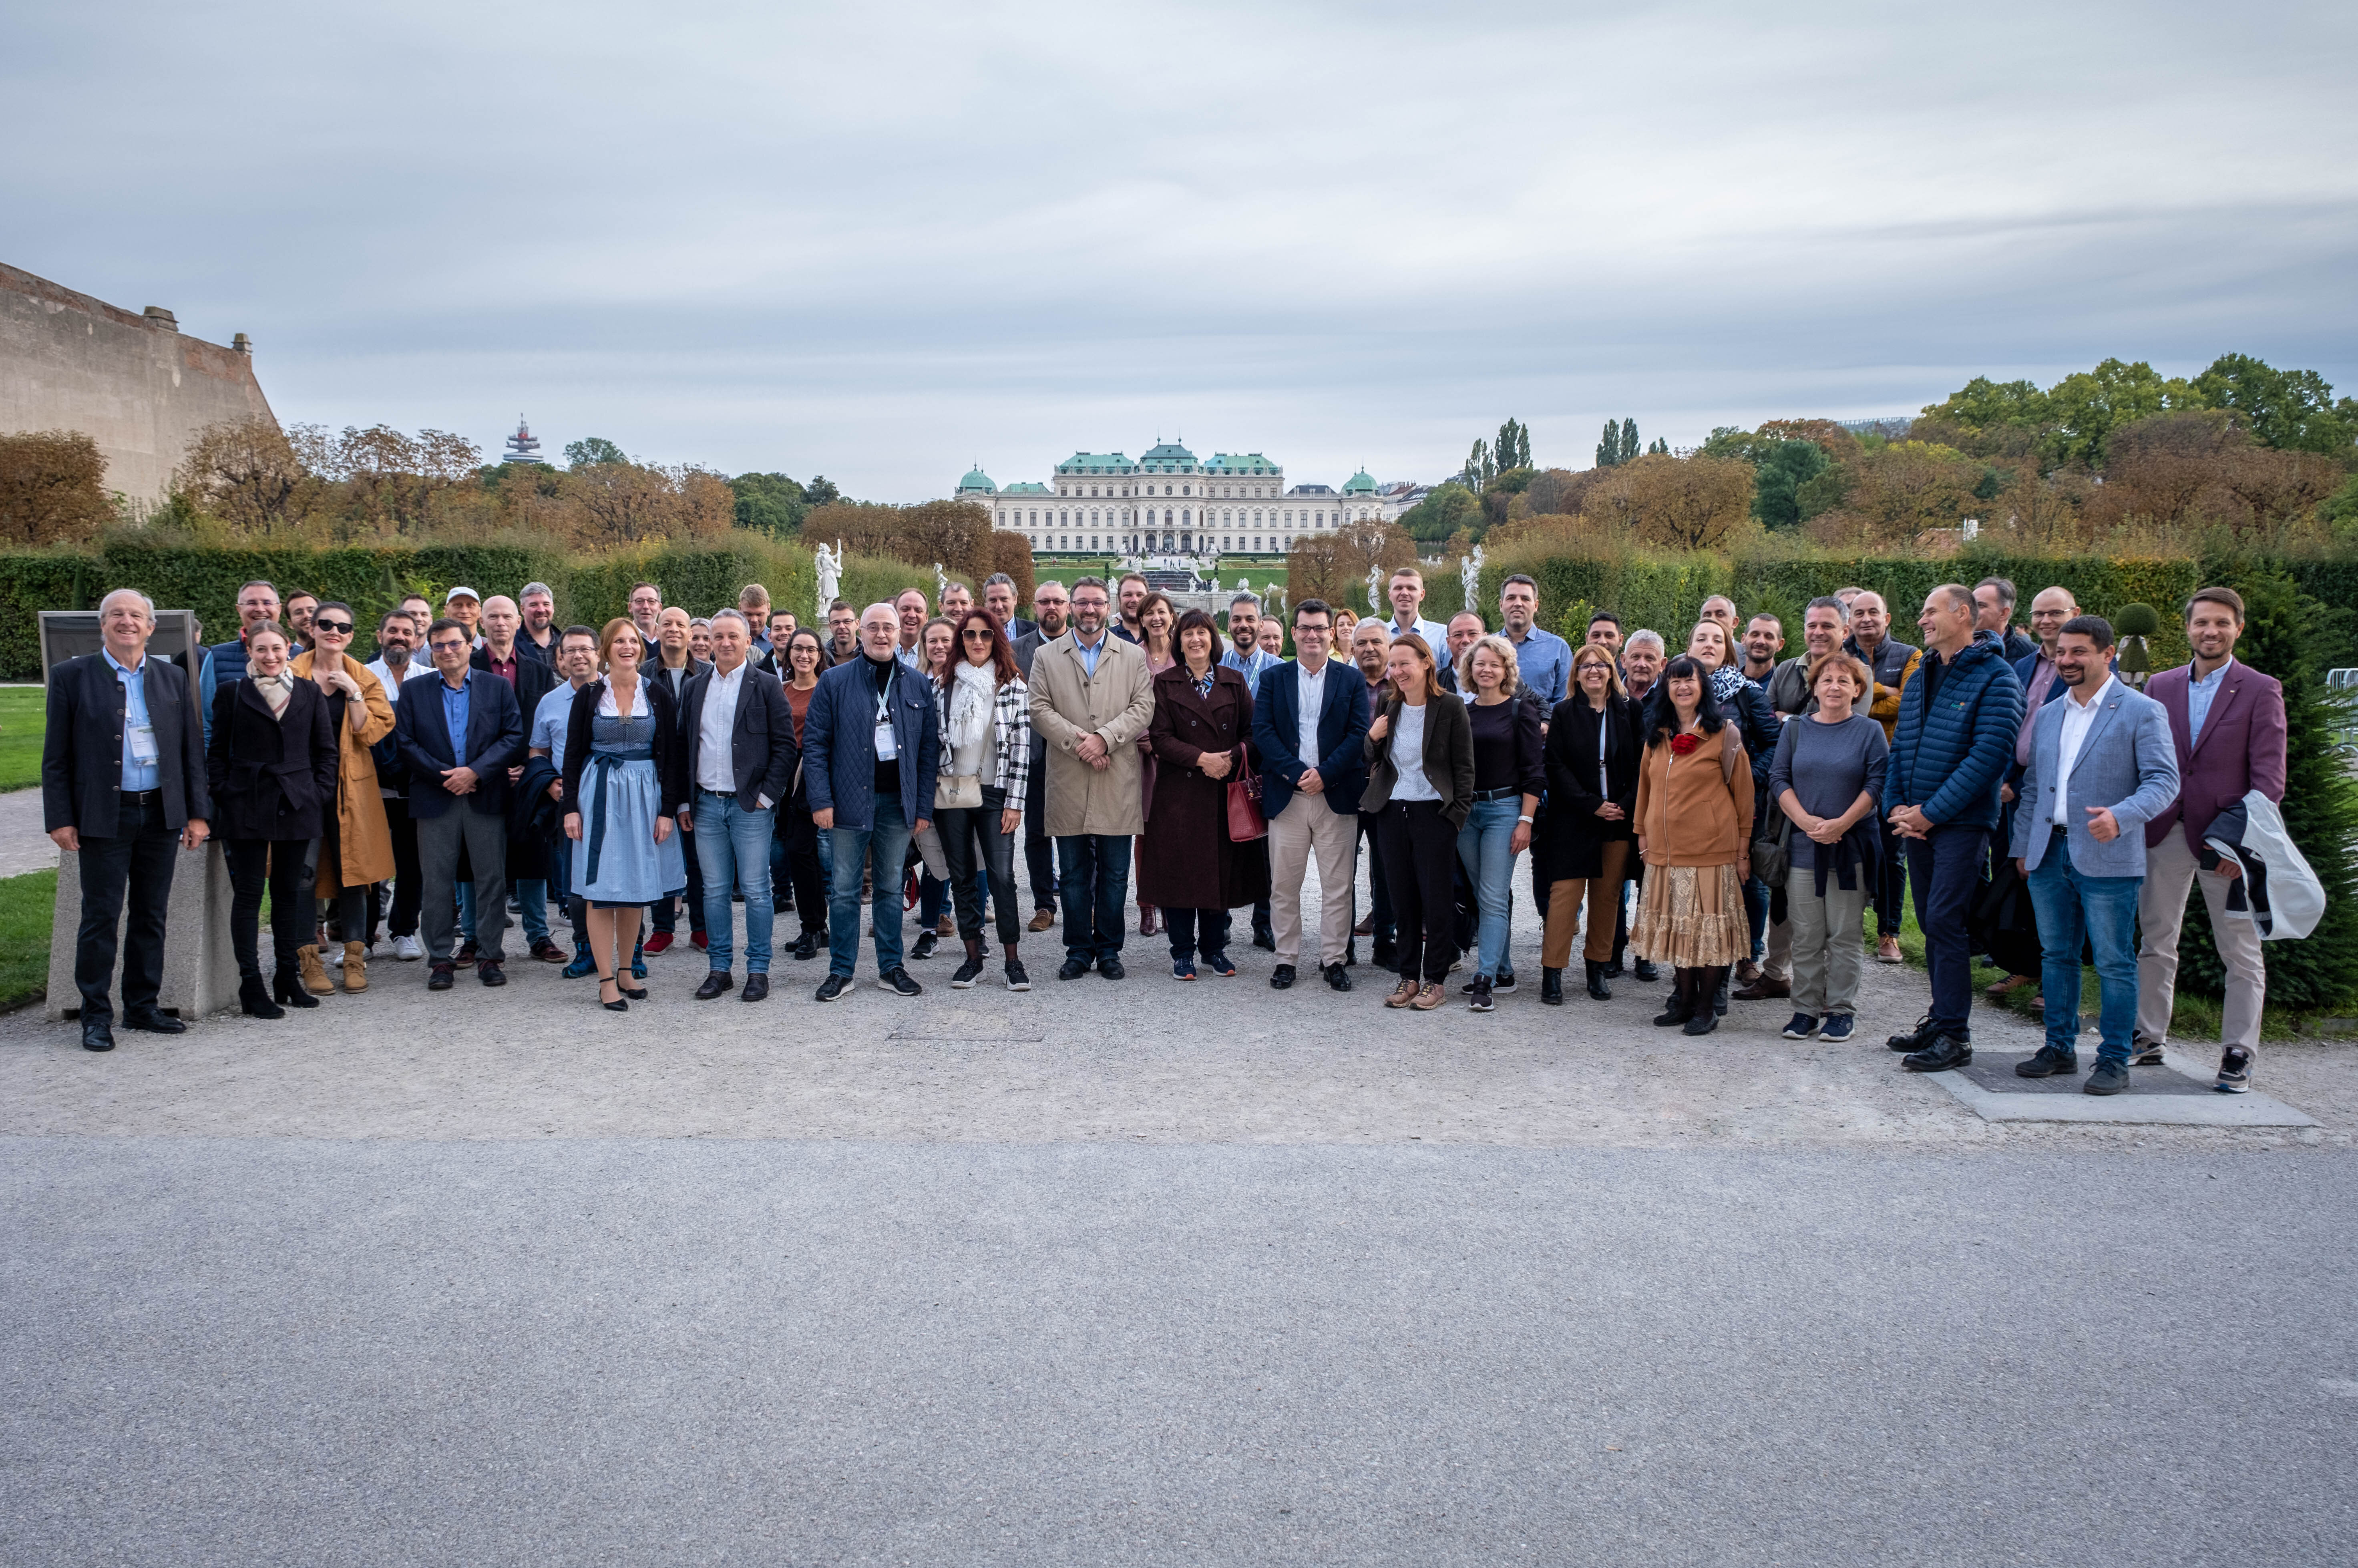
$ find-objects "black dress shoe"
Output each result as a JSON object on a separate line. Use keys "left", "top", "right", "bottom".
{"left": 428, "top": 963, "right": 456, "bottom": 991}
{"left": 878, "top": 967, "right": 923, "bottom": 996}
{"left": 478, "top": 961, "right": 506, "bottom": 987}
{"left": 1887, "top": 1014, "right": 1939, "bottom": 1052}
{"left": 1099, "top": 955, "right": 1126, "bottom": 980}
{"left": 1057, "top": 957, "right": 1092, "bottom": 981}
{"left": 695, "top": 970, "right": 735, "bottom": 1000}
{"left": 80, "top": 1017, "right": 116, "bottom": 1052}
{"left": 122, "top": 1010, "right": 185, "bottom": 1034}
{"left": 1902, "top": 1033, "right": 1974, "bottom": 1073}
{"left": 2015, "top": 1045, "right": 2080, "bottom": 1077}
{"left": 1324, "top": 962, "right": 1352, "bottom": 992}
{"left": 1252, "top": 926, "right": 1277, "bottom": 952}
{"left": 1602, "top": 957, "right": 1624, "bottom": 980}
{"left": 1270, "top": 963, "right": 1296, "bottom": 989}
{"left": 741, "top": 973, "right": 770, "bottom": 1002}
{"left": 815, "top": 973, "right": 851, "bottom": 1002}
{"left": 791, "top": 932, "right": 821, "bottom": 961}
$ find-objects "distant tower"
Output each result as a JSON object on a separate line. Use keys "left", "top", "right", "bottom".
{"left": 504, "top": 414, "right": 546, "bottom": 466}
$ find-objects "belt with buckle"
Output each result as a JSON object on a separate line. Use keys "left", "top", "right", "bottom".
{"left": 1471, "top": 785, "right": 1522, "bottom": 802}
{"left": 119, "top": 788, "right": 160, "bottom": 806}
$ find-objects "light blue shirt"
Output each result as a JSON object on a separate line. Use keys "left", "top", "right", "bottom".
{"left": 438, "top": 670, "right": 474, "bottom": 771}
{"left": 105, "top": 647, "right": 160, "bottom": 792}
{"left": 1508, "top": 624, "right": 1575, "bottom": 706}
{"left": 1073, "top": 628, "right": 1108, "bottom": 678}
{"left": 531, "top": 682, "right": 581, "bottom": 759}
{"left": 2186, "top": 657, "right": 2233, "bottom": 744}
{"left": 1221, "top": 646, "right": 1280, "bottom": 686}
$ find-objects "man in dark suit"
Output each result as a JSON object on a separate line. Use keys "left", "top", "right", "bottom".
{"left": 473, "top": 595, "right": 562, "bottom": 960}
{"left": 2136, "top": 586, "right": 2288, "bottom": 1093}
{"left": 679, "top": 610, "right": 796, "bottom": 1002}
{"left": 985, "top": 574, "right": 1035, "bottom": 642}
{"left": 1011, "top": 580, "right": 1069, "bottom": 932}
{"left": 44, "top": 588, "right": 213, "bottom": 1050}
{"left": 645, "top": 605, "right": 714, "bottom": 953}
{"left": 1250, "top": 598, "right": 1371, "bottom": 991}
{"left": 395, "top": 617, "right": 525, "bottom": 990}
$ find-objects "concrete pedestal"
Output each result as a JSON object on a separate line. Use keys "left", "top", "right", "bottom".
{"left": 46, "top": 841, "right": 240, "bottom": 1020}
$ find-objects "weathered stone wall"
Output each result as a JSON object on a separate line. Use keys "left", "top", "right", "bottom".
{"left": 0, "top": 261, "right": 277, "bottom": 503}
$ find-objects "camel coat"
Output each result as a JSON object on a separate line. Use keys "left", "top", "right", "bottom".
{"left": 292, "top": 649, "right": 397, "bottom": 891}
{"left": 1027, "top": 630, "right": 1155, "bottom": 838}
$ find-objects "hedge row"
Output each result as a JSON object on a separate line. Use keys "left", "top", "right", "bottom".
{"left": 0, "top": 537, "right": 960, "bottom": 677}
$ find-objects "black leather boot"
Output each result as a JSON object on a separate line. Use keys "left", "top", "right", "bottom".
{"left": 1710, "top": 965, "right": 1730, "bottom": 1016}
{"left": 1540, "top": 967, "right": 1565, "bottom": 1005}
{"left": 1585, "top": 960, "right": 1611, "bottom": 1001}
{"left": 1652, "top": 968, "right": 1694, "bottom": 1027}
{"left": 239, "top": 973, "right": 284, "bottom": 1019}
{"left": 1632, "top": 957, "right": 1659, "bottom": 983}
{"left": 273, "top": 961, "right": 321, "bottom": 1009}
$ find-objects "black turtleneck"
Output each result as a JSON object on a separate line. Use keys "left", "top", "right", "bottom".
{"left": 865, "top": 653, "right": 901, "bottom": 795}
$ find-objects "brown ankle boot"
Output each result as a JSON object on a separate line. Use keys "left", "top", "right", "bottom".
{"left": 341, "top": 940, "right": 368, "bottom": 992}
{"left": 298, "top": 943, "right": 334, "bottom": 995}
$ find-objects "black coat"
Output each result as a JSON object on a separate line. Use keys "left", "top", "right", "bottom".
{"left": 1540, "top": 694, "right": 1641, "bottom": 884}
{"left": 472, "top": 643, "right": 559, "bottom": 727}
{"left": 680, "top": 664, "right": 798, "bottom": 806}
{"left": 42, "top": 649, "right": 211, "bottom": 837}
{"left": 1139, "top": 663, "right": 1269, "bottom": 910}
{"left": 206, "top": 677, "right": 340, "bottom": 842}
{"left": 559, "top": 677, "right": 689, "bottom": 826}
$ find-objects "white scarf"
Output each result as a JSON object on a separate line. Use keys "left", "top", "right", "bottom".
{"left": 948, "top": 661, "right": 994, "bottom": 754}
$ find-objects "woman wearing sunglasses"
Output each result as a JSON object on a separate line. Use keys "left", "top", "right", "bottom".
{"left": 931, "top": 609, "right": 1033, "bottom": 990}
{"left": 289, "top": 600, "right": 397, "bottom": 995}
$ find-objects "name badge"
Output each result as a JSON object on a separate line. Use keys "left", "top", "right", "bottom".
{"left": 128, "top": 723, "right": 159, "bottom": 765}
{"left": 874, "top": 715, "right": 899, "bottom": 761}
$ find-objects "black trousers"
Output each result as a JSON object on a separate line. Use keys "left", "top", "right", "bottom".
{"left": 225, "top": 836, "right": 311, "bottom": 979}
{"left": 377, "top": 794, "right": 420, "bottom": 940}
{"left": 313, "top": 824, "right": 368, "bottom": 946}
{"left": 1165, "top": 906, "right": 1232, "bottom": 961}
{"left": 1376, "top": 800, "right": 1459, "bottom": 983}
{"left": 937, "top": 790, "right": 1021, "bottom": 946}
{"left": 73, "top": 792, "right": 179, "bottom": 1021}
{"left": 776, "top": 794, "right": 828, "bottom": 939}
{"left": 653, "top": 821, "right": 706, "bottom": 935}
{"left": 1025, "top": 786, "right": 1059, "bottom": 914}
{"left": 1356, "top": 810, "right": 1395, "bottom": 941}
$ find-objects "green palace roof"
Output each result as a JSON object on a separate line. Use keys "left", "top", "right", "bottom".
{"left": 1055, "top": 452, "right": 1134, "bottom": 473}
{"left": 1342, "top": 469, "right": 1377, "bottom": 493}
{"left": 1140, "top": 442, "right": 1196, "bottom": 467}
{"left": 1205, "top": 452, "right": 1278, "bottom": 473}
{"left": 956, "top": 466, "right": 995, "bottom": 493}
{"left": 999, "top": 480, "right": 1050, "bottom": 495}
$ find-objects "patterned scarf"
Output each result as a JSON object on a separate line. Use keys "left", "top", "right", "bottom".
{"left": 1709, "top": 664, "right": 1747, "bottom": 706}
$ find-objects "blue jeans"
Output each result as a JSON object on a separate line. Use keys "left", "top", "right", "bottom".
{"left": 1455, "top": 796, "right": 1521, "bottom": 980}
{"left": 515, "top": 879, "right": 549, "bottom": 945}
{"left": 1056, "top": 834, "right": 1132, "bottom": 963}
{"left": 2025, "top": 832, "right": 2142, "bottom": 1066}
{"left": 1904, "top": 825, "right": 1990, "bottom": 1038}
{"left": 1743, "top": 868, "right": 1769, "bottom": 962}
{"left": 826, "top": 795, "right": 911, "bottom": 978}
{"left": 696, "top": 789, "right": 776, "bottom": 973}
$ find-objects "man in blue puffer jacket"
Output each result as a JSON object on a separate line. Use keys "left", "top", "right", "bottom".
{"left": 1883, "top": 583, "right": 2026, "bottom": 1072}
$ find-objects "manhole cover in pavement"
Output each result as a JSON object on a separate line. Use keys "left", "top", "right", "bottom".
{"left": 887, "top": 1009, "right": 1046, "bottom": 1043}
{"left": 1957, "top": 1051, "right": 2217, "bottom": 1097}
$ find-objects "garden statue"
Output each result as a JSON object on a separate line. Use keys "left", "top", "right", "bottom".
{"left": 812, "top": 539, "right": 843, "bottom": 621}
{"left": 934, "top": 561, "right": 950, "bottom": 607}
{"left": 1367, "top": 563, "right": 1384, "bottom": 617}
{"left": 1461, "top": 545, "right": 1484, "bottom": 614}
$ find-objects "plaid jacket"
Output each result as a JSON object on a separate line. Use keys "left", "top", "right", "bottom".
{"left": 933, "top": 673, "right": 1033, "bottom": 798}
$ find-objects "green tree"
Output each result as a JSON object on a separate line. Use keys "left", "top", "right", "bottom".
{"left": 2191, "top": 354, "right": 2358, "bottom": 456}
{"left": 1462, "top": 438, "right": 1494, "bottom": 490}
{"left": 1920, "top": 376, "right": 2050, "bottom": 433}
{"left": 1751, "top": 439, "right": 1831, "bottom": 530}
{"left": 1399, "top": 481, "right": 1482, "bottom": 543}
{"left": 2173, "top": 570, "right": 2358, "bottom": 1010}
{"left": 729, "top": 471, "right": 808, "bottom": 535}
{"left": 1494, "top": 418, "right": 1530, "bottom": 471}
{"left": 1595, "top": 421, "right": 1620, "bottom": 468}
{"left": 803, "top": 474, "right": 842, "bottom": 507}
{"left": 565, "top": 436, "right": 628, "bottom": 468}
{"left": 2043, "top": 359, "right": 2207, "bottom": 466}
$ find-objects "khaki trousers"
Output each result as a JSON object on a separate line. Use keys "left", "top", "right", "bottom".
{"left": 1785, "top": 866, "right": 1867, "bottom": 1016}
{"left": 1543, "top": 840, "right": 1628, "bottom": 969}
{"left": 2137, "top": 830, "right": 2266, "bottom": 1051}
{"left": 1268, "top": 798, "right": 1359, "bottom": 967}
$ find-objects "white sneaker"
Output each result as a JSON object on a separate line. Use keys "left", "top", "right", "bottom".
{"left": 392, "top": 934, "right": 424, "bottom": 961}
{"left": 325, "top": 945, "right": 344, "bottom": 968}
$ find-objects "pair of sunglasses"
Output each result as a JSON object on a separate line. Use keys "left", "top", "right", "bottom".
{"left": 312, "top": 619, "right": 354, "bottom": 635}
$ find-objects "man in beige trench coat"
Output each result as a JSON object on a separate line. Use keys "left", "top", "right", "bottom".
{"left": 1028, "top": 576, "right": 1155, "bottom": 982}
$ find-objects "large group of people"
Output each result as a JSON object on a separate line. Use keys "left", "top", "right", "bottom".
{"left": 40, "top": 564, "right": 2287, "bottom": 1098}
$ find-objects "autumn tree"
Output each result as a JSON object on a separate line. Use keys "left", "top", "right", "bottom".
{"left": 805, "top": 498, "right": 997, "bottom": 583}
{"left": 174, "top": 416, "right": 310, "bottom": 535}
{"left": 1804, "top": 441, "right": 1982, "bottom": 551}
{"left": 293, "top": 423, "right": 484, "bottom": 535}
{"left": 1583, "top": 452, "right": 1752, "bottom": 551}
{"left": 1287, "top": 519, "right": 1415, "bottom": 612}
{"left": 0, "top": 430, "right": 115, "bottom": 544}
{"left": 561, "top": 460, "right": 734, "bottom": 545}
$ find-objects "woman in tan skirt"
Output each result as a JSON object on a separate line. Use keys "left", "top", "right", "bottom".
{"left": 1631, "top": 653, "right": 1754, "bottom": 1035}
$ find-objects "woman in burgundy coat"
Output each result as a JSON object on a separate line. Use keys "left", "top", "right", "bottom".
{"left": 1140, "top": 609, "right": 1271, "bottom": 979}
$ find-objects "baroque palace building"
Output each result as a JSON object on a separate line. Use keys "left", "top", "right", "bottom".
{"left": 956, "top": 441, "right": 1423, "bottom": 557}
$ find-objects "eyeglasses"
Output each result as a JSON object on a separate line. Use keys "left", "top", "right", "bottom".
{"left": 429, "top": 639, "right": 468, "bottom": 652}
{"left": 311, "top": 619, "right": 353, "bottom": 635}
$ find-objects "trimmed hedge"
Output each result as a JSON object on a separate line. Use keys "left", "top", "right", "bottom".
{"left": 0, "top": 536, "right": 954, "bottom": 677}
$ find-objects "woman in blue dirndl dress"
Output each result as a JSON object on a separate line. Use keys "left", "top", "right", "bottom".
{"left": 561, "top": 618, "right": 686, "bottom": 1010}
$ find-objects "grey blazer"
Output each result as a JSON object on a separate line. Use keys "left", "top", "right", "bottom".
{"left": 2008, "top": 679, "right": 2180, "bottom": 876}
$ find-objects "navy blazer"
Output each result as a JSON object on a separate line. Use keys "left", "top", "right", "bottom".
{"left": 680, "top": 663, "right": 797, "bottom": 806}
{"left": 42, "top": 649, "right": 212, "bottom": 838}
{"left": 1252, "top": 658, "right": 1371, "bottom": 818}
{"left": 393, "top": 669, "right": 526, "bottom": 818}
{"left": 802, "top": 655, "right": 940, "bottom": 831}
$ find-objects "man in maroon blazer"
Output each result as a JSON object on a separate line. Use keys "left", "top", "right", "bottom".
{"left": 2136, "top": 587, "right": 2287, "bottom": 1092}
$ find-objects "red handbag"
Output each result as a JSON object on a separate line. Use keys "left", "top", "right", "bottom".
{"left": 1225, "top": 749, "right": 1266, "bottom": 842}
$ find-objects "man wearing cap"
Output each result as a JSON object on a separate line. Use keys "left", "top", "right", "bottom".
{"left": 444, "top": 586, "right": 484, "bottom": 648}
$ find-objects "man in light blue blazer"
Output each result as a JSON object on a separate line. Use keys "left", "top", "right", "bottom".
{"left": 2009, "top": 615, "right": 2181, "bottom": 1095}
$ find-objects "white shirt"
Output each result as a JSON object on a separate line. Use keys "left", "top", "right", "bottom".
{"left": 2052, "top": 675, "right": 2113, "bottom": 827}
{"left": 1295, "top": 657, "right": 1327, "bottom": 770}
{"left": 1389, "top": 701, "right": 1439, "bottom": 801}
{"left": 698, "top": 661, "right": 748, "bottom": 795}
{"left": 366, "top": 657, "right": 421, "bottom": 796}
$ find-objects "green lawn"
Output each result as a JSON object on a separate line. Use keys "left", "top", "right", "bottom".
{"left": 0, "top": 685, "right": 44, "bottom": 792}
{"left": 0, "top": 870, "right": 54, "bottom": 1012}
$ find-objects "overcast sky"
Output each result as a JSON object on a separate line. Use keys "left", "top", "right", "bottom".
{"left": 6, "top": 0, "right": 2354, "bottom": 499}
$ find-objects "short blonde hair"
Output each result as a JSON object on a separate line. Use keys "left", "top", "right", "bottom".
{"left": 1807, "top": 650, "right": 1874, "bottom": 700}
{"left": 1458, "top": 633, "right": 1522, "bottom": 698}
